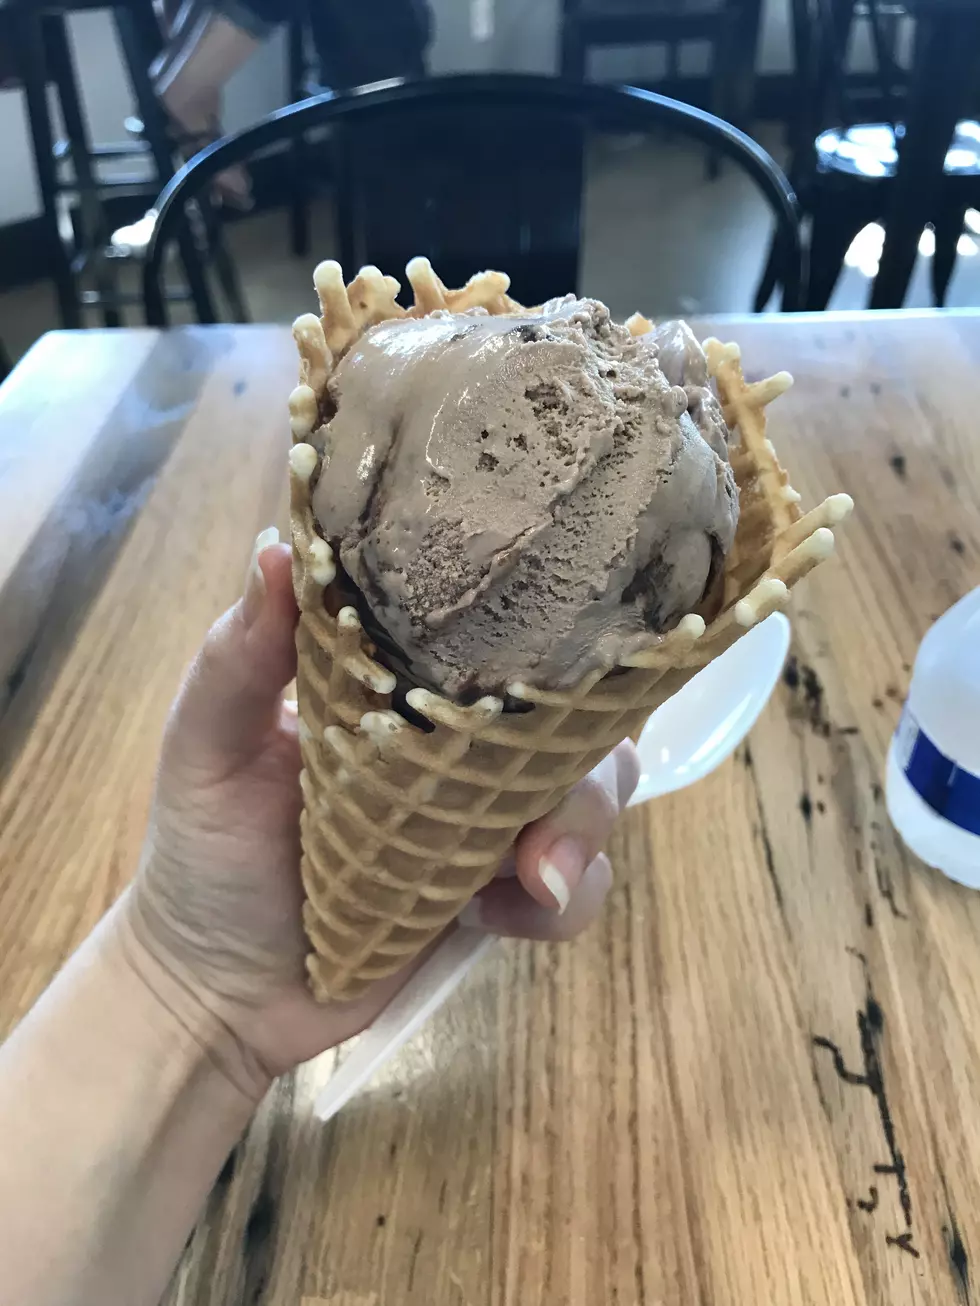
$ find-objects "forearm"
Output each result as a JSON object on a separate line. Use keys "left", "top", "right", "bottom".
{"left": 0, "top": 895, "right": 268, "bottom": 1306}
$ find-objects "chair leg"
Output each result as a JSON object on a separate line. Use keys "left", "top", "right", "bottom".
{"left": 113, "top": 5, "right": 218, "bottom": 324}
{"left": 931, "top": 199, "right": 962, "bottom": 307}
{"left": 705, "top": 8, "right": 736, "bottom": 178}
{"left": 289, "top": 137, "right": 312, "bottom": 259}
{"left": 729, "top": 0, "right": 764, "bottom": 127}
{"left": 870, "top": 11, "right": 977, "bottom": 309}
{"left": 14, "top": 10, "right": 82, "bottom": 328}
{"left": 706, "top": 34, "right": 722, "bottom": 179}
{"left": 806, "top": 192, "right": 863, "bottom": 311}
{"left": 0, "top": 337, "right": 11, "bottom": 384}
{"left": 198, "top": 198, "right": 250, "bottom": 321}
{"left": 287, "top": 16, "right": 311, "bottom": 259}
{"left": 42, "top": 13, "right": 122, "bottom": 327}
{"left": 559, "top": 18, "right": 586, "bottom": 80}
{"left": 753, "top": 233, "right": 781, "bottom": 311}
{"left": 332, "top": 129, "right": 358, "bottom": 273}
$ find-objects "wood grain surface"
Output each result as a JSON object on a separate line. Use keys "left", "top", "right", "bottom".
{"left": 1, "top": 313, "right": 979, "bottom": 1306}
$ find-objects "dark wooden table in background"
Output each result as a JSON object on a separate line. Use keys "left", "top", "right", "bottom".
{"left": 1, "top": 313, "right": 979, "bottom": 1305}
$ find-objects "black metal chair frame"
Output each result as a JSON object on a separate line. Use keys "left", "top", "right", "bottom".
{"left": 143, "top": 74, "right": 801, "bottom": 325}
{"left": 558, "top": 0, "right": 760, "bottom": 178}
{"left": 758, "top": 0, "right": 980, "bottom": 310}
{"left": 3, "top": 0, "right": 245, "bottom": 328}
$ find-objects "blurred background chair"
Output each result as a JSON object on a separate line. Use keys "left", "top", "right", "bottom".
{"left": 284, "top": 0, "right": 433, "bottom": 259}
{"left": 0, "top": 336, "right": 10, "bottom": 384}
{"left": 142, "top": 74, "right": 801, "bottom": 326}
{"left": 869, "top": 0, "right": 980, "bottom": 308}
{"left": 755, "top": 0, "right": 980, "bottom": 310}
{"left": 558, "top": 0, "right": 763, "bottom": 176}
{"left": 0, "top": 0, "right": 244, "bottom": 326}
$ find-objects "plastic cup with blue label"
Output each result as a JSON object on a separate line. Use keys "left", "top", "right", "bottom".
{"left": 886, "top": 587, "right": 980, "bottom": 887}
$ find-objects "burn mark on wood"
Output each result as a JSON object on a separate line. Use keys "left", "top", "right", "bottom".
{"left": 800, "top": 793, "right": 813, "bottom": 824}
{"left": 864, "top": 902, "right": 874, "bottom": 929}
{"left": 744, "top": 748, "right": 786, "bottom": 922}
{"left": 939, "top": 1168, "right": 972, "bottom": 1301}
{"left": 812, "top": 1035, "right": 868, "bottom": 1085}
{"left": 407, "top": 1230, "right": 424, "bottom": 1291}
{"left": 871, "top": 845, "right": 908, "bottom": 920}
{"left": 783, "top": 657, "right": 831, "bottom": 736}
{"left": 813, "top": 956, "right": 915, "bottom": 1258}
{"left": 856, "top": 1185, "right": 879, "bottom": 1213}
{"left": 945, "top": 1221, "right": 971, "bottom": 1300}
{"left": 216, "top": 1148, "right": 238, "bottom": 1188}
{"left": 889, "top": 453, "right": 907, "bottom": 480}
{"left": 241, "top": 1180, "right": 276, "bottom": 1303}
{"left": 757, "top": 820, "right": 784, "bottom": 916}
{"left": 886, "top": 1232, "right": 920, "bottom": 1258}
{"left": 950, "top": 535, "right": 966, "bottom": 556}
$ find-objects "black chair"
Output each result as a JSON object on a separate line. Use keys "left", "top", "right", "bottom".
{"left": 870, "top": 0, "right": 980, "bottom": 309}
{"left": 284, "top": 0, "right": 433, "bottom": 258}
{"left": 0, "top": 0, "right": 243, "bottom": 327}
{"left": 755, "top": 0, "right": 980, "bottom": 310}
{"left": 143, "top": 73, "right": 801, "bottom": 325}
{"left": 559, "top": 0, "right": 764, "bottom": 171}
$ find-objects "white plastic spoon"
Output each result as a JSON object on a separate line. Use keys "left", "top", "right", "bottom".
{"left": 314, "top": 612, "right": 791, "bottom": 1121}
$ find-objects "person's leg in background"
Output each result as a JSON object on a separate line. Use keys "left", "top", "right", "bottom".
{"left": 150, "top": 0, "right": 271, "bottom": 206}
{"left": 308, "top": 0, "right": 432, "bottom": 87}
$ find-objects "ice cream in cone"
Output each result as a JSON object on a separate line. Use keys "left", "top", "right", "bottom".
{"left": 288, "top": 258, "right": 852, "bottom": 1002}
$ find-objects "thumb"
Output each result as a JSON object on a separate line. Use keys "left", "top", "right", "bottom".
{"left": 164, "top": 529, "right": 298, "bottom": 768}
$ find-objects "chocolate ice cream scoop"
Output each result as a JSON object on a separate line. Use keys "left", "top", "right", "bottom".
{"left": 310, "top": 297, "right": 738, "bottom": 700}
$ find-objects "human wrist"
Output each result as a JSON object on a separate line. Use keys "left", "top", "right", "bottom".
{"left": 108, "top": 891, "right": 274, "bottom": 1106}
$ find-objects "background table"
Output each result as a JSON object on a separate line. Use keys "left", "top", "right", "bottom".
{"left": 1, "top": 312, "right": 979, "bottom": 1306}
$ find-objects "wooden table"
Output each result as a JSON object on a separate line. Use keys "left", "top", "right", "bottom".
{"left": 1, "top": 312, "right": 979, "bottom": 1306}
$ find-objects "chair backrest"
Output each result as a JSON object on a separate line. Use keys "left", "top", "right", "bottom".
{"left": 143, "top": 73, "right": 801, "bottom": 323}
{"left": 790, "top": 0, "right": 906, "bottom": 144}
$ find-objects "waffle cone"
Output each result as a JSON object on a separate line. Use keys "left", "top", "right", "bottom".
{"left": 288, "top": 259, "right": 852, "bottom": 1002}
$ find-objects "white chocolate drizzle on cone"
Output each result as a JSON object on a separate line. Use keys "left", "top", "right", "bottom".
{"left": 288, "top": 259, "right": 854, "bottom": 1002}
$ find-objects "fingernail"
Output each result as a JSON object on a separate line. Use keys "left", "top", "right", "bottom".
{"left": 457, "top": 897, "right": 484, "bottom": 929}
{"left": 243, "top": 527, "right": 279, "bottom": 627}
{"left": 538, "top": 835, "right": 586, "bottom": 914}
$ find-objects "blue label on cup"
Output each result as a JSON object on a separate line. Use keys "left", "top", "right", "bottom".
{"left": 895, "top": 706, "right": 980, "bottom": 836}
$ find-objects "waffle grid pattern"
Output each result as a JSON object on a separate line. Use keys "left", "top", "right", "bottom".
{"left": 288, "top": 260, "right": 853, "bottom": 1002}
